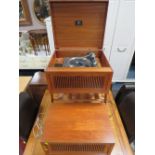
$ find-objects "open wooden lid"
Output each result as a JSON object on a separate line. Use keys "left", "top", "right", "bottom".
{"left": 49, "top": 0, "right": 108, "bottom": 50}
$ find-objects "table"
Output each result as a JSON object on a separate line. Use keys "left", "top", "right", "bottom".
{"left": 23, "top": 90, "right": 134, "bottom": 155}
{"left": 19, "top": 76, "right": 32, "bottom": 93}
{"left": 28, "top": 29, "right": 50, "bottom": 56}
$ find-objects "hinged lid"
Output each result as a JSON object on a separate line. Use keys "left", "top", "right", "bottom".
{"left": 49, "top": 0, "right": 109, "bottom": 50}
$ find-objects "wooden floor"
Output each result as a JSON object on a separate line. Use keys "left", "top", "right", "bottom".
{"left": 23, "top": 90, "right": 134, "bottom": 155}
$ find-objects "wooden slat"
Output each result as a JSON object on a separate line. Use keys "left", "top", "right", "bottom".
{"left": 49, "top": 143, "right": 105, "bottom": 152}
{"left": 52, "top": 76, "right": 105, "bottom": 89}
{"left": 46, "top": 67, "right": 112, "bottom": 73}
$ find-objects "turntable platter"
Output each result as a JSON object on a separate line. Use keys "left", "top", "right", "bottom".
{"left": 63, "top": 52, "right": 97, "bottom": 67}
{"left": 63, "top": 57, "right": 92, "bottom": 67}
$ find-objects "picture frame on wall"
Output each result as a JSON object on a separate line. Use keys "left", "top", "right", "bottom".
{"left": 19, "top": 0, "right": 32, "bottom": 26}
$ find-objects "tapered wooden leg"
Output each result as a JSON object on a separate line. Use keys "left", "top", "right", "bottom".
{"left": 51, "top": 94, "right": 54, "bottom": 103}
{"left": 104, "top": 94, "right": 107, "bottom": 104}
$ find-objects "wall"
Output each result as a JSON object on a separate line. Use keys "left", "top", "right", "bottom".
{"left": 19, "top": 0, "right": 46, "bottom": 32}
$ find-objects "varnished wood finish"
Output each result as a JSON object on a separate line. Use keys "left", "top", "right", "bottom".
{"left": 19, "top": 0, "right": 32, "bottom": 26}
{"left": 55, "top": 49, "right": 101, "bottom": 58}
{"left": 50, "top": 2, "right": 108, "bottom": 49}
{"left": 42, "top": 104, "right": 113, "bottom": 141}
{"left": 28, "top": 72, "right": 47, "bottom": 105}
{"left": 53, "top": 93, "right": 106, "bottom": 103}
{"left": 41, "top": 102, "right": 115, "bottom": 154}
{"left": 46, "top": 50, "right": 113, "bottom": 102}
{"left": 45, "top": 0, "right": 112, "bottom": 103}
{"left": 28, "top": 85, "right": 47, "bottom": 105}
{"left": 30, "top": 72, "right": 47, "bottom": 85}
{"left": 23, "top": 90, "right": 134, "bottom": 155}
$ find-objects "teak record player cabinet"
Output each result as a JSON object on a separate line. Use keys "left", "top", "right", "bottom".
{"left": 45, "top": 0, "right": 113, "bottom": 103}
{"left": 43, "top": 1, "right": 115, "bottom": 155}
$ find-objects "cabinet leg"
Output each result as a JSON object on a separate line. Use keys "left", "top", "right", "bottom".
{"left": 51, "top": 94, "right": 54, "bottom": 103}
{"left": 104, "top": 94, "right": 107, "bottom": 104}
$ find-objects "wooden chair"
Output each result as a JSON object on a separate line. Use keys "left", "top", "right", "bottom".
{"left": 29, "top": 29, "right": 50, "bottom": 55}
{"left": 115, "top": 84, "right": 135, "bottom": 143}
{"left": 19, "top": 92, "right": 39, "bottom": 155}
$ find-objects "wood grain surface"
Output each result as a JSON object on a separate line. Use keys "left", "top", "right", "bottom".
{"left": 45, "top": 0, "right": 112, "bottom": 103}
{"left": 41, "top": 102, "right": 115, "bottom": 154}
{"left": 23, "top": 90, "right": 134, "bottom": 155}
{"left": 45, "top": 50, "right": 113, "bottom": 103}
{"left": 50, "top": 2, "right": 108, "bottom": 49}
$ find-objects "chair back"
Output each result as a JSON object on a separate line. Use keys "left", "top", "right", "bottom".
{"left": 19, "top": 92, "right": 38, "bottom": 141}
{"left": 115, "top": 84, "right": 135, "bottom": 142}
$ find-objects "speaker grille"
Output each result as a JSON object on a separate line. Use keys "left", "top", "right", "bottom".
{"left": 53, "top": 76, "right": 104, "bottom": 89}
{"left": 49, "top": 143, "right": 104, "bottom": 152}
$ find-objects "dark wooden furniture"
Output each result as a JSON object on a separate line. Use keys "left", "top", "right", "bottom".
{"left": 28, "top": 72, "right": 47, "bottom": 105}
{"left": 19, "top": 75, "right": 45, "bottom": 155}
{"left": 43, "top": 1, "right": 114, "bottom": 154}
{"left": 23, "top": 90, "right": 134, "bottom": 155}
{"left": 115, "top": 84, "right": 135, "bottom": 143}
{"left": 19, "top": 0, "right": 32, "bottom": 26}
{"left": 29, "top": 29, "right": 50, "bottom": 55}
{"left": 19, "top": 92, "right": 39, "bottom": 141}
{"left": 19, "top": 92, "right": 39, "bottom": 155}
{"left": 45, "top": 0, "right": 113, "bottom": 103}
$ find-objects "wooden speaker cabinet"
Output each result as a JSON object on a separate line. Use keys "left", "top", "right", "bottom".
{"left": 41, "top": 103, "right": 115, "bottom": 155}
{"left": 45, "top": 0, "right": 113, "bottom": 103}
